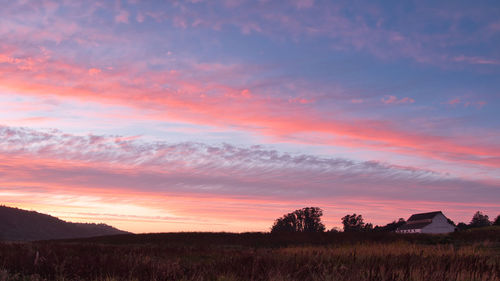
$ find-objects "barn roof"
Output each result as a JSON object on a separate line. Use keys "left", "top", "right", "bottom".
{"left": 407, "top": 211, "right": 442, "bottom": 221}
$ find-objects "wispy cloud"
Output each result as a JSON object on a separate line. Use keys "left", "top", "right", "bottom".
{"left": 115, "top": 10, "right": 129, "bottom": 24}
{"left": 446, "top": 98, "right": 487, "bottom": 109}
{"left": 0, "top": 126, "right": 497, "bottom": 202}
{"left": 381, "top": 95, "right": 415, "bottom": 105}
{"left": 88, "top": 68, "right": 102, "bottom": 75}
{"left": 1, "top": 126, "right": 498, "bottom": 231}
{"left": 3, "top": 1, "right": 499, "bottom": 67}
{"left": 453, "top": 55, "right": 500, "bottom": 65}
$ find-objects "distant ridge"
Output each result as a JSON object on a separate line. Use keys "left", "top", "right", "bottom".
{"left": 0, "top": 205, "right": 129, "bottom": 241}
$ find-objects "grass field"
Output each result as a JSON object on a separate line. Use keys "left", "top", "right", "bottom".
{"left": 0, "top": 227, "right": 499, "bottom": 281}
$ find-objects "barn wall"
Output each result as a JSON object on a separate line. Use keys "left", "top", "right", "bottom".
{"left": 421, "top": 213, "right": 455, "bottom": 234}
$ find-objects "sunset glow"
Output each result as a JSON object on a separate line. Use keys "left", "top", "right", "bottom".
{"left": 1, "top": 1, "right": 499, "bottom": 232}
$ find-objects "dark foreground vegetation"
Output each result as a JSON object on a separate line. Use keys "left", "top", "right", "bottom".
{"left": 1, "top": 227, "right": 499, "bottom": 281}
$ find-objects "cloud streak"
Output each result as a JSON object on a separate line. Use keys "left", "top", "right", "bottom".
{"left": 1, "top": 126, "right": 498, "bottom": 231}
{"left": 381, "top": 95, "right": 415, "bottom": 105}
{"left": 1, "top": 126, "right": 497, "bottom": 202}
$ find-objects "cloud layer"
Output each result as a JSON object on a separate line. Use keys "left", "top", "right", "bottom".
{"left": 1, "top": 126, "right": 498, "bottom": 231}
{"left": 0, "top": 1, "right": 499, "bottom": 231}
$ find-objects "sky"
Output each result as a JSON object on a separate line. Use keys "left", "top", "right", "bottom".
{"left": 0, "top": 0, "right": 499, "bottom": 233}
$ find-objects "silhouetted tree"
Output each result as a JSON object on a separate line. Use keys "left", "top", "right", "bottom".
{"left": 493, "top": 215, "right": 500, "bottom": 226}
{"left": 364, "top": 223, "right": 373, "bottom": 231}
{"left": 456, "top": 222, "right": 468, "bottom": 231}
{"left": 341, "top": 213, "right": 371, "bottom": 232}
{"left": 373, "top": 218, "right": 406, "bottom": 232}
{"left": 271, "top": 207, "right": 325, "bottom": 233}
{"left": 328, "top": 227, "right": 341, "bottom": 232}
{"left": 469, "top": 211, "right": 491, "bottom": 228}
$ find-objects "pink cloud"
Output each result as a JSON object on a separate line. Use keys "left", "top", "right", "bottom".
{"left": 241, "top": 22, "right": 262, "bottom": 34}
{"left": 2, "top": 1, "right": 499, "bottom": 69}
{"left": 488, "top": 21, "right": 500, "bottom": 32}
{"left": 240, "top": 89, "right": 252, "bottom": 98}
{"left": 476, "top": 101, "right": 486, "bottom": 108}
{"left": 173, "top": 16, "right": 187, "bottom": 28}
{"left": 1, "top": 126, "right": 498, "bottom": 232}
{"left": 0, "top": 46, "right": 498, "bottom": 168}
{"left": 145, "top": 11, "right": 168, "bottom": 23}
{"left": 224, "top": 89, "right": 252, "bottom": 98}
{"left": 288, "top": 96, "right": 314, "bottom": 104}
{"left": 147, "top": 2, "right": 493, "bottom": 67}
{"left": 1, "top": 125, "right": 497, "bottom": 201}
{"left": 453, "top": 55, "right": 500, "bottom": 65}
{"left": 294, "top": 0, "right": 314, "bottom": 9}
{"left": 88, "top": 68, "right": 101, "bottom": 76}
{"left": 136, "top": 12, "right": 145, "bottom": 23}
{"left": 448, "top": 98, "right": 461, "bottom": 105}
{"left": 447, "top": 98, "right": 487, "bottom": 109}
{"left": 381, "top": 95, "right": 415, "bottom": 104}
{"left": 115, "top": 10, "right": 129, "bottom": 23}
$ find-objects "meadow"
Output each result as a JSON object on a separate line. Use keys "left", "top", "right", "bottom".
{"left": 0, "top": 227, "right": 499, "bottom": 281}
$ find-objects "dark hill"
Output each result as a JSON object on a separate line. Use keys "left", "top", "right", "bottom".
{"left": 0, "top": 205, "right": 129, "bottom": 241}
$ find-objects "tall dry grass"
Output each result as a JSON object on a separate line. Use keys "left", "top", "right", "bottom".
{"left": 0, "top": 229, "right": 499, "bottom": 281}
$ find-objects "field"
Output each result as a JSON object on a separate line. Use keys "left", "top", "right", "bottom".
{"left": 0, "top": 227, "right": 499, "bottom": 281}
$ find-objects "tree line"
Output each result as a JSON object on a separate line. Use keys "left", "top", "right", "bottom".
{"left": 270, "top": 207, "right": 500, "bottom": 233}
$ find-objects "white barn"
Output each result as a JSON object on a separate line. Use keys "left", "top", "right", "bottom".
{"left": 396, "top": 211, "right": 455, "bottom": 234}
